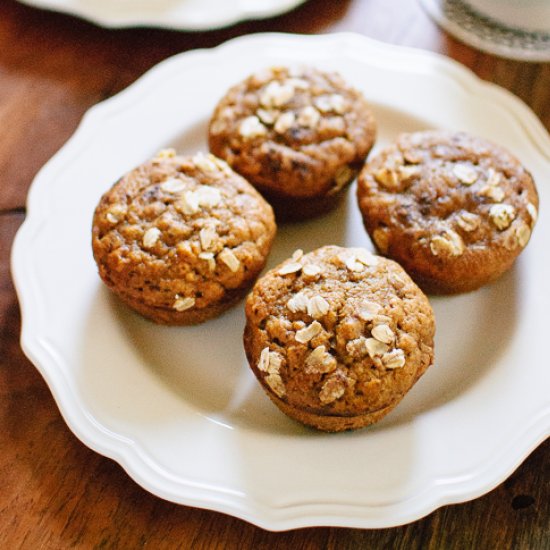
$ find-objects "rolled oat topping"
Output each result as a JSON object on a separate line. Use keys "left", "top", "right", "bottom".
{"left": 307, "top": 295, "right": 330, "bottom": 319}
{"left": 218, "top": 248, "right": 241, "bottom": 272}
{"left": 357, "top": 130, "right": 539, "bottom": 294}
{"left": 515, "top": 221, "right": 531, "bottom": 247}
{"left": 319, "top": 372, "right": 347, "bottom": 404}
{"left": 453, "top": 163, "right": 478, "bottom": 185}
{"left": 274, "top": 111, "right": 296, "bottom": 134}
{"left": 291, "top": 249, "right": 304, "bottom": 261}
{"left": 179, "top": 190, "right": 201, "bottom": 215}
{"left": 105, "top": 212, "right": 118, "bottom": 224}
{"left": 527, "top": 202, "right": 538, "bottom": 225}
{"left": 260, "top": 80, "right": 295, "bottom": 108}
{"left": 456, "top": 211, "right": 481, "bottom": 232}
{"left": 489, "top": 204, "right": 516, "bottom": 230}
{"left": 478, "top": 184, "right": 505, "bottom": 202}
{"left": 287, "top": 291, "right": 310, "bottom": 313}
{"left": 239, "top": 116, "right": 267, "bottom": 139}
{"left": 364, "top": 337, "right": 389, "bottom": 359}
{"left": 143, "top": 227, "right": 161, "bottom": 248}
{"left": 173, "top": 296, "right": 195, "bottom": 312}
{"left": 209, "top": 66, "right": 376, "bottom": 205}
{"left": 302, "top": 264, "right": 322, "bottom": 277}
{"left": 297, "top": 105, "right": 321, "bottom": 128}
{"left": 193, "top": 152, "right": 229, "bottom": 174}
{"left": 92, "top": 151, "right": 276, "bottom": 325}
{"left": 382, "top": 349, "right": 406, "bottom": 369}
{"left": 430, "top": 229, "right": 464, "bottom": 257}
{"left": 305, "top": 346, "right": 337, "bottom": 374}
{"left": 357, "top": 300, "right": 382, "bottom": 321}
{"left": 160, "top": 178, "right": 186, "bottom": 193}
{"left": 257, "top": 348, "right": 283, "bottom": 374}
{"left": 256, "top": 108, "right": 278, "bottom": 125}
{"left": 265, "top": 373, "right": 286, "bottom": 397}
{"left": 345, "top": 337, "right": 368, "bottom": 357}
{"left": 375, "top": 167, "right": 399, "bottom": 190}
{"left": 198, "top": 251, "right": 216, "bottom": 271}
{"left": 295, "top": 321, "right": 323, "bottom": 344}
{"left": 194, "top": 185, "right": 222, "bottom": 208}
{"left": 314, "top": 93, "right": 347, "bottom": 114}
{"left": 371, "top": 324, "right": 395, "bottom": 344}
{"left": 278, "top": 262, "right": 303, "bottom": 275}
{"left": 199, "top": 226, "right": 217, "bottom": 250}
{"left": 344, "top": 254, "right": 365, "bottom": 272}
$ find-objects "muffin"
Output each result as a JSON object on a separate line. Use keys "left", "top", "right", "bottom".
{"left": 244, "top": 245, "right": 435, "bottom": 432}
{"left": 92, "top": 150, "right": 276, "bottom": 324}
{"left": 357, "top": 130, "right": 539, "bottom": 294}
{"left": 208, "top": 66, "right": 377, "bottom": 220}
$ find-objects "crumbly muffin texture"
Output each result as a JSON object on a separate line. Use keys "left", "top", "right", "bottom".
{"left": 357, "top": 131, "right": 539, "bottom": 293}
{"left": 208, "top": 66, "right": 376, "bottom": 218}
{"left": 92, "top": 150, "right": 276, "bottom": 324}
{"left": 244, "top": 245, "right": 435, "bottom": 432}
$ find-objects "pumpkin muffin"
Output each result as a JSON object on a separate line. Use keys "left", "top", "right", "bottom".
{"left": 244, "top": 245, "right": 435, "bottom": 432}
{"left": 92, "top": 150, "right": 276, "bottom": 324}
{"left": 208, "top": 66, "right": 377, "bottom": 220}
{"left": 357, "top": 130, "right": 539, "bottom": 293}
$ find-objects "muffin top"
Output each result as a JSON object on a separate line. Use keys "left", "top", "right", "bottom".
{"left": 208, "top": 66, "right": 376, "bottom": 199}
{"left": 244, "top": 245, "right": 435, "bottom": 417}
{"left": 357, "top": 130, "right": 539, "bottom": 293}
{"left": 92, "top": 150, "right": 276, "bottom": 315}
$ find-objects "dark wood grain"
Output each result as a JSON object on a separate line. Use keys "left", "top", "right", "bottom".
{"left": 1, "top": 0, "right": 548, "bottom": 547}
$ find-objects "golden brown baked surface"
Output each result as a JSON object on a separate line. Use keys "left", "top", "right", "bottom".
{"left": 92, "top": 151, "right": 276, "bottom": 324}
{"left": 208, "top": 66, "right": 376, "bottom": 218}
{"left": 244, "top": 245, "right": 435, "bottom": 432}
{"left": 357, "top": 130, "right": 539, "bottom": 293}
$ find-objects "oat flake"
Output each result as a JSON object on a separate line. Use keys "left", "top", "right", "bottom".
{"left": 143, "top": 227, "right": 161, "bottom": 248}
{"left": 295, "top": 321, "right": 323, "bottom": 344}
{"left": 218, "top": 248, "right": 240, "bottom": 272}
{"left": 365, "top": 337, "right": 389, "bottom": 358}
{"left": 371, "top": 324, "right": 395, "bottom": 344}
{"left": 305, "top": 345, "right": 337, "bottom": 374}
{"left": 489, "top": 204, "right": 516, "bottom": 230}
{"left": 287, "top": 291, "right": 309, "bottom": 313}
{"left": 302, "top": 264, "right": 321, "bottom": 277}
{"left": 319, "top": 373, "right": 346, "bottom": 404}
{"left": 173, "top": 296, "right": 195, "bottom": 312}
{"left": 239, "top": 116, "right": 267, "bottom": 139}
{"left": 160, "top": 178, "right": 186, "bottom": 193}
{"left": 265, "top": 373, "right": 286, "bottom": 398}
{"left": 278, "top": 262, "right": 302, "bottom": 275}
{"left": 382, "top": 349, "right": 406, "bottom": 369}
{"left": 307, "top": 295, "right": 330, "bottom": 319}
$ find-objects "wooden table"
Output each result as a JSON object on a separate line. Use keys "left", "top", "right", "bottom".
{"left": 1, "top": 0, "right": 548, "bottom": 547}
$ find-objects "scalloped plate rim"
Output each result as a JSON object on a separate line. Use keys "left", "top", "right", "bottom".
{"left": 11, "top": 32, "right": 550, "bottom": 530}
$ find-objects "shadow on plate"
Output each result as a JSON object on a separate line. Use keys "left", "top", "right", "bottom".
{"left": 371, "top": 265, "right": 519, "bottom": 431}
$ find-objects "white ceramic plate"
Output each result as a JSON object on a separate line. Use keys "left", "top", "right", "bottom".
{"left": 12, "top": 33, "right": 550, "bottom": 530}
{"left": 17, "top": 0, "right": 307, "bottom": 30}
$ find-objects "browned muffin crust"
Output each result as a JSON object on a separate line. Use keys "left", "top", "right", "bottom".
{"left": 92, "top": 150, "right": 276, "bottom": 324}
{"left": 208, "top": 66, "right": 377, "bottom": 220}
{"left": 244, "top": 245, "right": 435, "bottom": 432}
{"left": 357, "top": 131, "right": 539, "bottom": 294}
